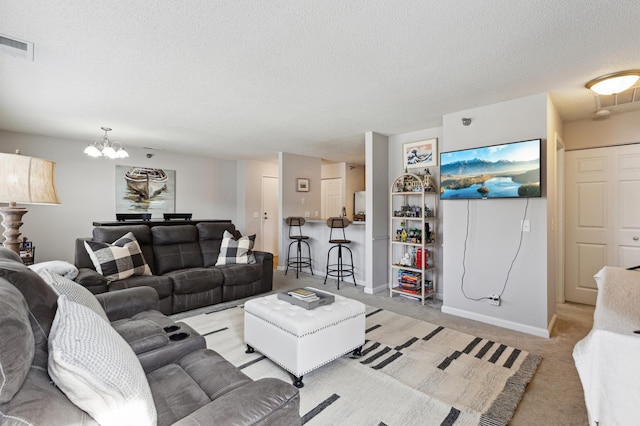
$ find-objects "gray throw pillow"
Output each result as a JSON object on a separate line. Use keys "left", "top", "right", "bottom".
{"left": 0, "top": 281, "right": 35, "bottom": 403}
{"left": 48, "top": 295, "right": 157, "bottom": 426}
{"left": 39, "top": 269, "right": 109, "bottom": 322}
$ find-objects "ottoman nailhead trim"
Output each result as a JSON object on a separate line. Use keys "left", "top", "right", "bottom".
{"left": 249, "top": 342, "right": 365, "bottom": 377}
{"left": 245, "top": 311, "right": 365, "bottom": 338}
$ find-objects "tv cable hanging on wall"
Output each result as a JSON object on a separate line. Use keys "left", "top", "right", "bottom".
{"left": 460, "top": 197, "right": 530, "bottom": 302}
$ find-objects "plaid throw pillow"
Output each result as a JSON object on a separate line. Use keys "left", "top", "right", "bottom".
{"left": 215, "top": 230, "right": 256, "bottom": 265}
{"left": 84, "top": 232, "right": 152, "bottom": 281}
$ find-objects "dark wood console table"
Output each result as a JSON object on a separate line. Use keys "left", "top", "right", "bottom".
{"left": 92, "top": 219, "right": 232, "bottom": 228}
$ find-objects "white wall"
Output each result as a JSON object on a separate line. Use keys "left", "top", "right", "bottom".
{"left": 321, "top": 162, "right": 346, "bottom": 218}
{"left": 0, "top": 130, "right": 239, "bottom": 263}
{"left": 440, "top": 93, "right": 552, "bottom": 337}
{"left": 278, "top": 152, "right": 322, "bottom": 268}
{"left": 564, "top": 109, "right": 640, "bottom": 150}
{"left": 240, "top": 160, "right": 279, "bottom": 251}
{"left": 546, "top": 97, "right": 563, "bottom": 322}
{"left": 364, "top": 132, "right": 390, "bottom": 294}
{"left": 321, "top": 162, "right": 365, "bottom": 220}
{"left": 345, "top": 163, "right": 365, "bottom": 218}
{"left": 280, "top": 153, "right": 322, "bottom": 219}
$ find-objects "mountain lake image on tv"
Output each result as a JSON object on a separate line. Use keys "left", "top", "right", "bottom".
{"left": 440, "top": 139, "right": 541, "bottom": 200}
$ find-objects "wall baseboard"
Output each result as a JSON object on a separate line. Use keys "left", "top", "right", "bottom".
{"left": 441, "top": 305, "right": 551, "bottom": 338}
{"left": 365, "top": 282, "right": 388, "bottom": 295}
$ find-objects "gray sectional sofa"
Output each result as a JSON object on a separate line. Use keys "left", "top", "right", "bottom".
{"left": 0, "top": 247, "right": 300, "bottom": 425}
{"left": 74, "top": 222, "right": 273, "bottom": 315}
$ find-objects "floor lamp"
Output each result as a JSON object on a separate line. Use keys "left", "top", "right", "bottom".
{"left": 0, "top": 151, "right": 61, "bottom": 255}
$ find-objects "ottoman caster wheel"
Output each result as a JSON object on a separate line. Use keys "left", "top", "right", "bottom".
{"left": 352, "top": 346, "right": 363, "bottom": 357}
{"left": 293, "top": 376, "right": 304, "bottom": 388}
{"left": 245, "top": 345, "right": 255, "bottom": 354}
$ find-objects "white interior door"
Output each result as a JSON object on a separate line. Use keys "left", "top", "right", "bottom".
{"left": 261, "top": 176, "right": 278, "bottom": 255}
{"left": 321, "top": 178, "right": 343, "bottom": 218}
{"left": 565, "top": 144, "right": 640, "bottom": 304}
{"left": 613, "top": 145, "right": 640, "bottom": 267}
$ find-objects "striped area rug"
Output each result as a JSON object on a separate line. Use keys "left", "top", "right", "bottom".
{"left": 179, "top": 304, "right": 541, "bottom": 426}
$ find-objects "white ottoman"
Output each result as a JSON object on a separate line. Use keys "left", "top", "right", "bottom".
{"left": 244, "top": 288, "right": 365, "bottom": 388}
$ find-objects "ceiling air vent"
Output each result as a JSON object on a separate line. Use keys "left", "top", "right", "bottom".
{"left": 596, "top": 85, "right": 639, "bottom": 109}
{"left": 0, "top": 34, "right": 34, "bottom": 61}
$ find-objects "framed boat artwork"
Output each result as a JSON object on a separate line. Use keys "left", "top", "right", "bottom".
{"left": 115, "top": 165, "right": 176, "bottom": 217}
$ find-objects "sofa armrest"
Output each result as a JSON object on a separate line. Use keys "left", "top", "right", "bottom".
{"left": 96, "top": 286, "right": 160, "bottom": 321}
{"left": 172, "top": 377, "right": 300, "bottom": 426}
{"left": 253, "top": 250, "right": 273, "bottom": 265}
{"left": 74, "top": 268, "right": 108, "bottom": 294}
{"left": 254, "top": 250, "right": 274, "bottom": 291}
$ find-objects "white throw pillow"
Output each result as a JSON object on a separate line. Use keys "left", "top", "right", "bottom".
{"left": 215, "top": 230, "right": 256, "bottom": 265}
{"left": 48, "top": 295, "right": 157, "bottom": 426}
{"left": 84, "top": 232, "right": 152, "bottom": 281}
{"left": 39, "top": 269, "right": 109, "bottom": 322}
{"left": 29, "top": 260, "right": 79, "bottom": 280}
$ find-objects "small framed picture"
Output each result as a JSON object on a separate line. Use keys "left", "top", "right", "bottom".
{"left": 296, "top": 178, "right": 310, "bottom": 192}
{"left": 403, "top": 138, "right": 438, "bottom": 169}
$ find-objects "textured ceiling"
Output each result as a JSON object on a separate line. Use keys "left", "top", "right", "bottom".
{"left": 1, "top": 1, "right": 639, "bottom": 164}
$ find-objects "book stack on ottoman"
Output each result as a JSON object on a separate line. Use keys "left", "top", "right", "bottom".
{"left": 244, "top": 287, "right": 365, "bottom": 387}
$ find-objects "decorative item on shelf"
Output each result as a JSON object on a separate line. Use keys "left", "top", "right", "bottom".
{"left": 83, "top": 127, "right": 129, "bottom": 159}
{"left": 19, "top": 237, "right": 35, "bottom": 265}
{"left": 409, "top": 228, "right": 421, "bottom": 243}
{"left": 425, "top": 223, "right": 434, "bottom": 243}
{"left": 397, "top": 270, "right": 422, "bottom": 292}
{"left": 416, "top": 248, "right": 424, "bottom": 269}
{"left": 399, "top": 253, "right": 412, "bottom": 267}
{"left": 425, "top": 205, "right": 434, "bottom": 217}
{"left": 423, "top": 168, "right": 437, "bottom": 192}
{"left": 0, "top": 150, "right": 61, "bottom": 254}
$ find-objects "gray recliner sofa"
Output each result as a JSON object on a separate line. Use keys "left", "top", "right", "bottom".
{"left": 74, "top": 222, "right": 273, "bottom": 315}
{"left": 0, "top": 247, "right": 300, "bottom": 425}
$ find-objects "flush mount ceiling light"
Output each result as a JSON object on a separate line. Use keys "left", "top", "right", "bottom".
{"left": 585, "top": 70, "right": 640, "bottom": 95}
{"left": 83, "top": 127, "right": 129, "bottom": 159}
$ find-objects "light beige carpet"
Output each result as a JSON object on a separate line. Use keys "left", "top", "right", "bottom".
{"left": 180, "top": 302, "right": 541, "bottom": 425}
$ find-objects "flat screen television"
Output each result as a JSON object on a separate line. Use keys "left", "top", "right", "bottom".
{"left": 440, "top": 138, "right": 542, "bottom": 200}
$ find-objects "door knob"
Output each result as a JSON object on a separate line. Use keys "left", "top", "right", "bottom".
{"left": 634, "top": 237, "right": 639, "bottom": 241}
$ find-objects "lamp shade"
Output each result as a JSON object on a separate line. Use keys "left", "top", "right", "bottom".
{"left": 0, "top": 152, "right": 61, "bottom": 205}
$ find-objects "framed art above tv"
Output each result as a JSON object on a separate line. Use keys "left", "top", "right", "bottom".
{"left": 440, "top": 139, "right": 542, "bottom": 200}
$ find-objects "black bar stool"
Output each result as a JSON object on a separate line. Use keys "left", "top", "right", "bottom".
{"left": 285, "top": 217, "right": 313, "bottom": 278}
{"left": 324, "top": 217, "right": 356, "bottom": 289}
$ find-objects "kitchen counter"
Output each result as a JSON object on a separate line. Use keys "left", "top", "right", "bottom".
{"left": 283, "top": 218, "right": 366, "bottom": 283}
{"left": 303, "top": 218, "right": 365, "bottom": 225}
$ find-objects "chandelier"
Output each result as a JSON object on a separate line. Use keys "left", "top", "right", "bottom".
{"left": 83, "top": 127, "right": 129, "bottom": 159}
